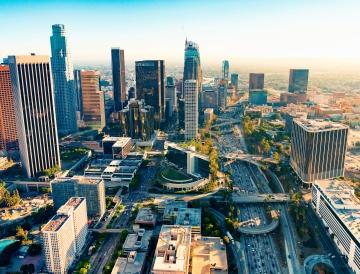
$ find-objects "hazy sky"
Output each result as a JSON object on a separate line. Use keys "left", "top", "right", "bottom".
{"left": 1, "top": 0, "right": 360, "bottom": 72}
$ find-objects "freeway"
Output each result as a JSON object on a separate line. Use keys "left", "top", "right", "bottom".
{"left": 232, "top": 193, "right": 290, "bottom": 203}
{"left": 208, "top": 208, "right": 244, "bottom": 274}
{"left": 238, "top": 218, "right": 279, "bottom": 235}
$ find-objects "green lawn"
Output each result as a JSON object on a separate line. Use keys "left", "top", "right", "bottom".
{"left": 161, "top": 167, "right": 191, "bottom": 181}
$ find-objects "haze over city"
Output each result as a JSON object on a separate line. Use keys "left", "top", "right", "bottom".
{"left": 1, "top": 0, "right": 360, "bottom": 72}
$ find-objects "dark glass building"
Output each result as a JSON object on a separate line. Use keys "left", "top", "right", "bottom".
{"left": 135, "top": 60, "right": 165, "bottom": 128}
{"left": 249, "top": 89, "right": 267, "bottom": 105}
{"left": 288, "top": 69, "right": 309, "bottom": 94}
{"left": 249, "top": 73, "right": 264, "bottom": 90}
{"left": 231, "top": 73, "right": 239, "bottom": 91}
{"left": 183, "top": 40, "right": 202, "bottom": 96}
{"left": 111, "top": 48, "right": 126, "bottom": 111}
{"left": 119, "top": 99, "right": 154, "bottom": 141}
{"left": 222, "top": 60, "right": 229, "bottom": 80}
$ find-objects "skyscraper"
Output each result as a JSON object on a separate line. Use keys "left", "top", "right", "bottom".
{"left": 119, "top": 99, "right": 155, "bottom": 141}
{"left": 222, "top": 60, "right": 229, "bottom": 80}
{"left": 42, "top": 197, "right": 88, "bottom": 273}
{"left": 166, "top": 76, "right": 176, "bottom": 112}
{"left": 290, "top": 119, "right": 348, "bottom": 184}
{"left": 135, "top": 60, "right": 165, "bottom": 128}
{"left": 8, "top": 55, "right": 61, "bottom": 178}
{"left": 184, "top": 80, "right": 198, "bottom": 140}
{"left": 183, "top": 40, "right": 202, "bottom": 95}
{"left": 218, "top": 82, "right": 227, "bottom": 110}
{"left": 249, "top": 89, "right": 268, "bottom": 105}
{"left": 111, "top": 48, "right": 126, "bottom": 111}
{"left": 288, "top": 69, "right": 309, "bottom": 93}
{"left": 50, "top": 24, "right": 78, "bottom": 135}
{"left": 0, "top": 65, "right": 18, "bottom": 150}
{"left": 73, "top": 69, "right": 83, "bottom": 117}
{"left": 249, "top": 73, "right": 265, "bottom": 90}
{"left": 80, "top": 70, "right": 106, "bottom": 129}
{"left": 230, "top": 73, "right": 239, "bottom": 91}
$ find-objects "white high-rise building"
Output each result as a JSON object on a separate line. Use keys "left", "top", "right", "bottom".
{"left": 8, "top": 55, "right": 61, "bottom": 178}
{"left": 42, "top": 197, "right": 88, "bottom": 274}
{"left": 184, "top": 80, "right": 198, "bottom": 140}
{"left": 57, "top": 197, "right": 88, "bottom": 254}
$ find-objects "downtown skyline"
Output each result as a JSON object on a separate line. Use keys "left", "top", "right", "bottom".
{"left": 0, "top": 0, "right": 360, "bottom": 72}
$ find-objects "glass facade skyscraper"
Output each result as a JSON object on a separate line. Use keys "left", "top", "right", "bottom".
{"left": 111, "top": 48, "right": 126, "bottom": 111}
{"left": 50, "top": 24, "right": 78, "bottom": 135}
{"left": 222, "top": 60, "right": 229, "bottom": 80}
{"left": 183, "top": 40, "right": 202, "bottom": 95}
{"left": 135, "top": 60, "right": 165, "bottom": 128}
{"left": 288, "top": 69, "right": 309, "bottom": 94}
{"left": 249, "top": 73, "right": 265, "bottom": 90}
{"left": 231, "top": 73, "right": 239, "bottom": 91}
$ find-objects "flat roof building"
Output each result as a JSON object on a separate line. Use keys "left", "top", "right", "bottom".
{"left": 312, "top": 180, "right": 360, "bottom": 273}
{"left": 151, "top": 225, "right": 192, "bottom": 274}
{"left": 51, "top": 176, "right": 106, "bottom": 218}
{"left": 42, "top": 197, "right": 88, "bottom": 273}
{"left": 123, "top": 228, "right": 153, "bottom": 253}
{"left": 135, "top": 208, "right": 156, "bottom": 227}
{"left": 290, "top": 119, "right": 348, "bottom": 184}
{"left": 111, "top": 251, "right": 146, "bottom": 274}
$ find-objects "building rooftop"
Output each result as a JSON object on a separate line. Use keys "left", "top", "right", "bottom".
{"left": 113, "top": 137, "right": 132, "bottom": 148}
{"left": 204, "top": 108, "right": 214, "bottom": 114}
{"left": 294, "top": 118, "right": 348, "bottom": 132}
{"left": 152, "top": 225, "right": 192, "bottom": 273}
{"left": 111, "top": 251, "right": 146, "bottom": 274}
{"left": 191, "top": 236, "right": 228, "bottom": 274}
{"left": 123, "top": 229, "right": 153, "bottom": 252}
{"left": 64, "top": 197, "right": 85, "bottom": 209}
{"left": 42, "top": 214, "right": 69, "bottom": 232}
{"left": 163, "top": 201, "right": 188, "bottom": 220}
{"left": 103, "top": 136, "right": 123, "bottom": 142}
{"left": 314, "top": 179, "right": 360, "bottom": 241}
{"left": 175, "top": 208, "right": 201, "bottom": 228}
{"left": 135, "top": 208, "right": 156, "bottom": 225}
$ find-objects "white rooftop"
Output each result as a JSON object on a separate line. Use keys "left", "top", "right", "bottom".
{"left": 152, "top": 225, "right": 192, "bottom": 273}
{"left": 113, "top": 137, "right": 132, "bottom": 148}
{"left": 314, "top": 179, "right": 360, "bottom": 242}
{"left": 294, "top": 118, "right": 348, "bottom": 131}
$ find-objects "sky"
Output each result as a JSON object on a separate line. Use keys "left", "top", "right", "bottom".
{"left": 0, "top": 0, "right": 360, "bottom": 72}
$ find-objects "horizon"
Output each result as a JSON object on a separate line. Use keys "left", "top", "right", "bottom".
{"left": 1, "top": 0, "right": 360, "bottom": 73}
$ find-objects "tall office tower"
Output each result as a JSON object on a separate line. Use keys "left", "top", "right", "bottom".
{"left": 8, "top": 55, "right": 61, "bottom": 178}
{"left": 222, "top": 60, "right": 229, "bottom": 80}
{"left": 50, "top": 24, "right": 78, "bottom": 135}
{"left": 111, "top": 48, "right": 126, "bottom": 111}
{"left": 73, "top": 69, "right": 83, "bottom": 117}
{"left": 51, "top": 176, "right": 106, "bottom": 218}
{"left": 249, "top": 89, "right": 268, "bottom": 105}
{"left": 290, "top": 119, "right": 348, "bottom": 184}
{"left": 42, "top": 197, "right": 88, "bottom": 273}
{"left": 218, "top": 81, "right": 227, "bottom": 110}
{"left": 230, "top": 73, "right": 239, "bottom": 91}
{"left": 135, "top": 60, "right": 165, "bottom": 128}
{"left": 56, "top": 197, "right": 88, "bottom": 255}
{"left": 288, "top": 69, "right": 309, "bottom": 93}
{"left": 249, "top": 73, "right": 265, "bottom": 90}
{"left": 166, "top": 76, "right": 176, "bottom": 111}
{"left": 178, "top": 98, "right": 185, "bottom": 130}
{"left": 0, "top": 65, "right": 18, "bottom": 150}
{"left": 119, "top": 99, "right": 155, "bottom": 141}
{"left": 183, "top": 40, "right": 202, "bottom": 96}
{"left": 80, "top": 70, "right": 106, "bottom": 129}
{"left": 184, "top": 80, "right": 198, "bottom": 140}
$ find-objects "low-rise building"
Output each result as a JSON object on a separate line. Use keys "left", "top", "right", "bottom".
{"left": 103, "top": 136, "right": 132, "bottom": 159}
{"left": 312, "top": 180, "right": 360, "bottom": 274}
{"left": 111, "top": 251, "right": 146, "bottom": 274}
{"left": 135, "top": 208, "right": 156, "bottom": 227}
{"left": 151, "top": 225, "right": 192, "bottom": 274}
{"left": 204, "top": 108, "right": 214, "bottom": 124}
{"left": 123, "top": 228, "right": 153, "bottom": 254}
{"left": 191, "top": 235, "right": 228, "bottom": 274}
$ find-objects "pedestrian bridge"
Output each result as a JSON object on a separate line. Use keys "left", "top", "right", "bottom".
{"left": 238, "top": 218, "right": 279, "bottom": 235}
{"left": 232, "top": 193, "right": 290, "bottom": 204}
{"left": 89, "top": 228, "right": 126, "bottom": 234}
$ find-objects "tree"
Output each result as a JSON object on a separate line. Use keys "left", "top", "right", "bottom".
{"left": 273, "top": 152, "right": 281, "bottom": 162}
{"left": 223, "top": 236, "right": 230, "bottom": 244}
{"left": 16, "top": 226, "right": 29, "bottom": 242}
{"left": 41, "top": 165, "right": 61, "bottom": 178}
{"left": 260, "top": 138, "right": 271, "bottom": 155}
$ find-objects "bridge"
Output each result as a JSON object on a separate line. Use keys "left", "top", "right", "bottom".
{"left": 89, "top": 228, "right": 126, "bottom": 234}
{"left": 211, "top": 119, "right": 241, "bottom": 129}
{"left": 232, "top": 193, "right": 290, "bottom": 204}
{"left": 10, "top": 180, "right": 50, "bottom": 192}
{"left": 238, "top": 218, "right": 279, "bottom": 235}
{"left": 222, "top": 152, "right": 277, "bottom": 167}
